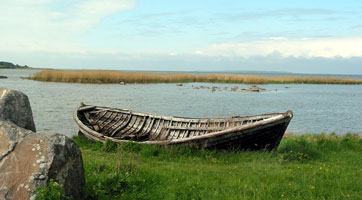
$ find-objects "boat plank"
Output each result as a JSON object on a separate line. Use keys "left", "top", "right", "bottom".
{"left": 138, "top": 117, "right": 157, "bottom": 140}
{"left": 103, "top": 113, "right": 127, "bottom": 135}
{"left": 148, "top": 119, "right": 159, "bottom": 136}
{"left": 117, "top": 115, "right": 141, "bottom": 137}
{"left": 169, "top": 121, "right": 179, "bottom": 139}
{"left": 92, "top": 110, "right": 109, "bottom": 124}
{"left": 109, "top": 113, "right": 133, "bottom": 137}
{"left": 149, "top": 119, "right": 163, "bottom": 140}
{"left": 159, "top": 120, "right": 172, "bottom": 140}
{"left": 106, "top": 113, "right": 129, "bottom": 136}
{"left": 177, "top": 122, "right": 187, "bottom": 139}
{"left": 99, "top": 112, "right": 119, "bottom": 133}
{"left": 183, "top": 122, "right": 192, "bottom": 138}
{"left": 128, "top": 116, "right": 149, "bottom": 139}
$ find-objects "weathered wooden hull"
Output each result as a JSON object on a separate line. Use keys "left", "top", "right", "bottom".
{"left": 74, "top": 104, "right": 293, "bottom": 150}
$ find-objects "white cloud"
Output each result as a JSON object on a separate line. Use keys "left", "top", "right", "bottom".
{"left": 196, "top": 37, "right": 362, "bottom": 58}
{"left": 195, "top": 50, "right": 204, "bottom": 55}
{"left": 267, "top": 37, "right": 288, "bottom": 41}
{"left": 0, "top": 0, "right": 135, "bottom": 53}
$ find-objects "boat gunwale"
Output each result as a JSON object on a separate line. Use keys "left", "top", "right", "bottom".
{"left": 73, "top": 104, "right": 293, "bottom": 145}
{"left": 79, "top": 105, "right": 287, "bottom": 122}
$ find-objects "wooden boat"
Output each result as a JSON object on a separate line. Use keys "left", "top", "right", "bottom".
{"left": 74, "top": 103, "right": 293, "bottom": 150}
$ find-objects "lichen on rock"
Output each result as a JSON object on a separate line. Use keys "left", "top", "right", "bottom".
{"left": 0, "top": 121, "right": 85, "bottom": 199}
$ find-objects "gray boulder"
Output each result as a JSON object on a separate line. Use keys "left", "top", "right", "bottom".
{"left": 0, "top": 121, "right": 85, "bottom": 200}
{"left": 0, "top": 88, "right": 36, "bottom": 132}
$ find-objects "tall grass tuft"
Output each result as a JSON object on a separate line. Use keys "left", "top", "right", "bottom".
{"left": 278, "top": 136, "right": 322, "bottom": 162}
{"left": 29, "top": 70, "right": 362, "bottom": 84}
{"left": 35, "top": 179, "right": 69, "bottom": 200}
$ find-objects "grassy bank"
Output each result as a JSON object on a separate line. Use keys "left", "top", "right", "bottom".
{"left": 38, "top": 134, "right": 362, "bottom": 199}
{"left": 29, "top": 70, "right": 362, "bottom": 84}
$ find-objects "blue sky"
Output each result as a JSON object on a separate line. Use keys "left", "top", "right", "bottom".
{"left": 1, "top": 0, "right": 362, "bottom": 74}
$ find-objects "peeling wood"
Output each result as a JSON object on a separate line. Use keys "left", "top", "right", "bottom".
{"left": 73, "top": 104, "right": 293, "bottom": 150}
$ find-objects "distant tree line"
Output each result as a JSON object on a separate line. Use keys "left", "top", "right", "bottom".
{"left": 0, "top": 61, "right": 29, "bottom": 69}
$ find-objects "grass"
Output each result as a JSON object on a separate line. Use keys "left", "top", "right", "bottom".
{"left": 29, "top": 70, "right": 362, "bottom": 84}
{"left": 36, "top": 133, "right": 362, "bottom": 200}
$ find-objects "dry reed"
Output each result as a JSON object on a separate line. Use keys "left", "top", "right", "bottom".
{"left": 29, "top": 70, "right": 362, "bottom": 84}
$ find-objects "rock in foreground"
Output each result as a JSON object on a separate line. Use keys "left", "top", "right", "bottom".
{"left": 0, "top": 88, "right": 36, "bottom": 132}
{"left": 0, "top": 121, "right": 85, "bottom": 200}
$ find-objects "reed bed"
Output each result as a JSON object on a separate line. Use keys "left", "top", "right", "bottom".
{"left": 30, "top": 70, "right": 362, "bottom": 84}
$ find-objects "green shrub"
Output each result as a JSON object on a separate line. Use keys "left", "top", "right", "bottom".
{"left": 104, "top": 139, "right": 118, "bottom": 152}
{"left": 340, "top": 133, "right": 362, "bottom": 151}
{"left": 123, "top": 141, "right": 142, "bottom": 153}
{"left": 83, "top": 173, "right": 129, "bottom": 200}
{"left": 35, "top": 179, "right": 70, "bottom": 200}
{"left": 139, "top": 144, "right": 162, "bottom": 157}
{"left": 278, "top": 136, "right": 321, "bottom": 162}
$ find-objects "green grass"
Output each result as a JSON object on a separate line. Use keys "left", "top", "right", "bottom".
{"left": 42, "top": 134, "right": 362, "bottom": 199}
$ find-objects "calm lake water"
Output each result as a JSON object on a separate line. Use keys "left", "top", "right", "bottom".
{"left": 1, "top": 69, "right": 362, "bottom": 138}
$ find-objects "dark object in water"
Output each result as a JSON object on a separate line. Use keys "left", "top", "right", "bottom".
{"left": 0, "top": 75, "right": 8, "bottom": 79}
{"left": 74, "top": 104, "right": 293, "bottom": 150}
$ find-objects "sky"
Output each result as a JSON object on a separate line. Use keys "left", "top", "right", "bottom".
{"left": 1, "top": 0, "right": 362, "bottom": 74}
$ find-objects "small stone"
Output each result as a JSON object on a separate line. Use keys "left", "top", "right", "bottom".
{"left": 32, "top": 148, "right": 35, "bottom": 151}
{"left": 39, "top": 163, "right": 46, "bottom": 169}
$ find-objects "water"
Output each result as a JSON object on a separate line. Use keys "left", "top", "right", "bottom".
{"left": 1, "top": 69, "right": 362, "bottom": 137}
